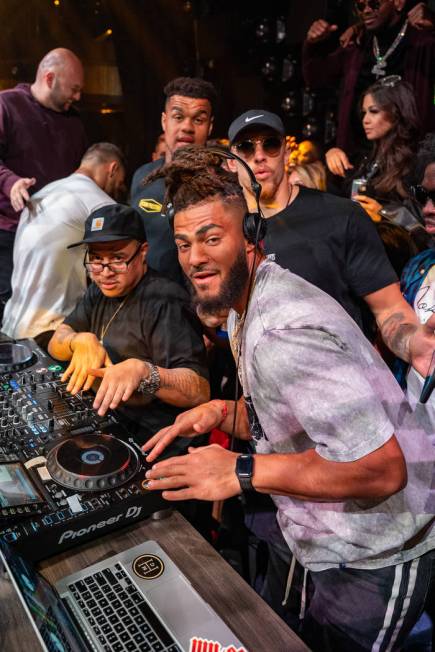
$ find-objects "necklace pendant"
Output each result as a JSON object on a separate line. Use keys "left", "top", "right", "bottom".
{"left": 372, "top": 61, "right": 386, "bottom": 76}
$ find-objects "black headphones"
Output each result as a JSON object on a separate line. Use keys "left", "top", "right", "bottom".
{"left": 165, "top": 148, "right": 267, "bottom": 245}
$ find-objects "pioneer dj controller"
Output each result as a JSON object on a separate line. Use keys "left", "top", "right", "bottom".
{"left": 0, "top": 338, "right": 166, "bottom": 561}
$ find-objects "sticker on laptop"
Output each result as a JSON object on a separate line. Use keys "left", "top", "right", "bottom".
{"left": 189, "top": 638, "right": 247, "bottom": 652}
{"left": 132, "top": 553, "right": 164, "bottom": 580}
{"left": 91, "top": 217, "right": 104, "bottom": 231}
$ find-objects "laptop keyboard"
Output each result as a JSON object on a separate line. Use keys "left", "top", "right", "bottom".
{"left": 68, "top": 563, "right": 181, "bottom": 652}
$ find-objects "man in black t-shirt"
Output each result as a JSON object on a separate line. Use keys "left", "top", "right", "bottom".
{"left": 130, "top": 77, "right": 217, "bottom": 284}
{"left": 48, "top": 203, "right": 209, "bottom": 444}
{"left": 227, "top": 109, "right": 435, "bottom": 376}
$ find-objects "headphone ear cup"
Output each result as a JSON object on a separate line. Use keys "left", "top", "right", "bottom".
{"left": 166, "top": 202, "right": 175, "bottom": 230}
{"left": 243, "top": 213, "right": 267, "bottom": 244}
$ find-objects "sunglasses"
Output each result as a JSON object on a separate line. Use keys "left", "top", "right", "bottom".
{"left": 355, "top": 0, "right": 381, "bottom": 12}
{"left": 411, "top": 185, "right": 435, "bottom": 207}
{"left": 233, "top": 136, "right": 283, "bottom": 160}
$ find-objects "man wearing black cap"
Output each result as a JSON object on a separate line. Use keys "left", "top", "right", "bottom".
{"left": 48, "top": 203, "right": 209, "bottom": 444}
{"left": 227, "top": 109, "right": 435, "bottom": 373}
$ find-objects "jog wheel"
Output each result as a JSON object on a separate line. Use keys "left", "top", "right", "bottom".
{"left": 0, "top": 342, "right": 36, "bottom": 373}
{"left": 46, "top": 433, "right": 140, "bottom": 491}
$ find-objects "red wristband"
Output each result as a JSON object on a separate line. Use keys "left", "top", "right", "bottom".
{"left": 216, "top": 400, "right": 228, "bottom": 425}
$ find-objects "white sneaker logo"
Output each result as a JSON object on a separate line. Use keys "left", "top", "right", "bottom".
{"left": 245, "top": 114, "right": 264, "bottom": 123}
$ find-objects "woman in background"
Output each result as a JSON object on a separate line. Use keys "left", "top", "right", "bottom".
{"left": 325, "top": 77, "right": 422, "bottom": 230}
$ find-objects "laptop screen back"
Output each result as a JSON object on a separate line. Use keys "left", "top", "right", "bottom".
{"left": 0, "top": 539, "right": 88, "bottom": 652}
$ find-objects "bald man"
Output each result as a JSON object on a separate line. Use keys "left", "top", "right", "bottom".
{"left": 0, "top": 48, "right": 87, "bottom": 323}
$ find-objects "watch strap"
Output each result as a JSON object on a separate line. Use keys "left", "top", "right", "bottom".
{"left": 236, "top": 454, "right": 254, "bottom": 492}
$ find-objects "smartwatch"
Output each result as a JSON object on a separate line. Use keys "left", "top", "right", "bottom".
{"left": 236, "top": 454, "right": 254, "bottom": 492}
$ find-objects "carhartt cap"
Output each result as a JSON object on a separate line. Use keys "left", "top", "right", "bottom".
{"left": 67, "top": 204, "right": 146, "bottom": 248}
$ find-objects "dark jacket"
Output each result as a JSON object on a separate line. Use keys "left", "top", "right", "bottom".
{"left": 303, "top": 27, "right": 435, "bottom": 154}
{"left": 0, "top": 83, "right": 87, "bottom": 231}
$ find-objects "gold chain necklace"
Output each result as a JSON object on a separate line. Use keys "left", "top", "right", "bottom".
{"left": 99, "top": 296, "right": 129, "bottom": 344}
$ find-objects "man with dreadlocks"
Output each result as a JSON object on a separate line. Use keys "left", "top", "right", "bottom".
{"left": 142, "top": 147, "right": 435, "bottom": 652}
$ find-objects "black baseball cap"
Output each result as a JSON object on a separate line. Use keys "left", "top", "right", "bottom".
{"left": 228, "top": 109, "right": 285, "bottom": 143}
{"left": 67, "top": 204, "right": 146, "bottom": 248}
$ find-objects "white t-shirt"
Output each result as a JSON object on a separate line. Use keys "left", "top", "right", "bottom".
{"left": 2, "top": 173, "right": 114, "bottom": 338}
{"left": 228, "top": 259, "right": 435, "bottom": 571}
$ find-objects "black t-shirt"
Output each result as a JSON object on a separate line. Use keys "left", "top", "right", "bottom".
{"left": 130, "top": 159, "right": 183, "bottom": 285}
{"left": 63, "top": 269, "right": 208, "bottom": 440}
{"left": 263, "top": 187, "right": 398, "bottom": 333}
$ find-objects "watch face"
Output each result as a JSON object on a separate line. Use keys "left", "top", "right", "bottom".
{"left": 236, "top": 454, "right": 253, "bottom": 477}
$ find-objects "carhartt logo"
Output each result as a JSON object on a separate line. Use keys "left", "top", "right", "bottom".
{"left": 139, "top": 198, "right": 163, "bottom": 213}
{"left": 245, "top": 114, "right": 264, "bottom": 123}
{"left": 91, "top": 217, "right": 104, "bottom": 231}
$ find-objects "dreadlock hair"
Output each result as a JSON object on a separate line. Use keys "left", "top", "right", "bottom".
{"left": 144, "top": 145, "right": 248, "bottom": 218}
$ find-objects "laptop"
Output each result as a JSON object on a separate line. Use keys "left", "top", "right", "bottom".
{"left": 0, "top": 538, "right": 246, "bottom": 652}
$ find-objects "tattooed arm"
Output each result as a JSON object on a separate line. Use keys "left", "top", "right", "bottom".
{"left": 88, "top": 359, "right": 210, "bottom": 416}
{"left": 364, "top": 282, "right": 435, "bottom": 375}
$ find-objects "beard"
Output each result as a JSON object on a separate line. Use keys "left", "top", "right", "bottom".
{"left": 186, "top": 248, "right": 250, "bottom": 315}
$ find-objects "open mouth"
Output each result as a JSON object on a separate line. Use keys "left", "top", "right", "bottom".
{"left": 192, "top": 271, "right": 218, "bottom": 283}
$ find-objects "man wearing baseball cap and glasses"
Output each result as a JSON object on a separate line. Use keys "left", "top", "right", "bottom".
{"left": 227, "top": 109, "right": 435, "bottom": 376}
{"left": 48, "top": 203, "right": 209, "bottom": 449}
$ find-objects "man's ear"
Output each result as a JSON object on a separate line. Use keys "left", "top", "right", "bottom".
{"left": 45, "top": 71, "right": 55, "bottom": 89}
{"left": 141, "top": 241, "right": 149, "bottom": 261}
{"left": 227, "top": 157, "right": 237, "bottom": 173}
{"left": 108, "top": 161, "right": 118, "bottom": 177}
{"left": 208, "top": 117, "right": 214, "bottom": 137}
{"left": 161, "top": 111, "right": 167, "bottom": 133}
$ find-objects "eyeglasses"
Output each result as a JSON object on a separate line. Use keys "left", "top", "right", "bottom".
{"left": 233, "top": 136, "right": 283, "bottom": 160}
{"left": 411, "top": 185, "right": 435, "bottom": 207}
{"left": 84, "top": 244, "right": 142, "bottom": 274}
{"left": 355, "top": 0, "right": 381, "bottom": 12}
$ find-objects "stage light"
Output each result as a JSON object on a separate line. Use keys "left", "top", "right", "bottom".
{"left": 302, "top": 118, "right": 320, "bottom": 138}
{"left": 53, "top": 0, "right": 60, "bottom": 5}
{"left": 281, "top": 92, "right": 298, "bottom": 116}
{"left": 261, "top": 57, "right": 277, "bottom": 82}
{"left": 276, "top": 16, "right": 286, "bottom": 44}
{"left": 256, "top": 20, "right": 271, "bottom": 45}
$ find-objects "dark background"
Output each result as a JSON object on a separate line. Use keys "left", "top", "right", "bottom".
{"left": 0, "top": 0, "right": 369, "bottom": 177}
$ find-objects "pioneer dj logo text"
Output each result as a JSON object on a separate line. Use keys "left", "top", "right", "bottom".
{"left": 189, "top": 638, "right": 247, "bottom": 652}
{"left": 57, "top": 506, "right": 142, "bottom": 545}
